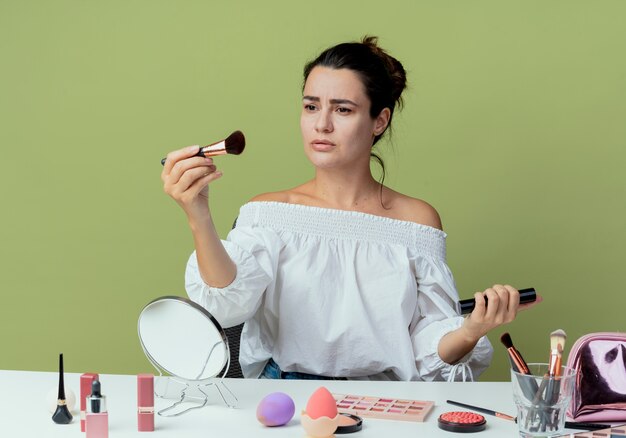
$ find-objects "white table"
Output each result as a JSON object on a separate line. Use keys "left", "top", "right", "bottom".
{"left": 0, "top": 370, "right": 612, "bottom": 437}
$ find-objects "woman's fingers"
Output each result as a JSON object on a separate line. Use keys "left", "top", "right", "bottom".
{"left": 503, "top": 284, "right": 520, "bottom": 321}
{"left": 470, "top": 284, "right": 520, "bottom": 322}
{"left": 160, "top": 144, "right": 224, "bottom": 209}
{"left": 166, "top": 156, "right": 214, "bottom": 186}
{"left": 182, "top": 167, "right": 223, "bottom": 199}
{"left": 464, "top": 284, "right": 536, "bottom": 341}
{"left": 483, "top": 287, "right": 502, "bottom": 321}
{"left": 472, "top": 291, "right": 487, "bottom": 317}
{"left": 485, "top": 284, "right": 521, "bottom": 324}
{"left": 161, "top": 145, "right": 201, "bottom": 179}
{"left": 162, "top": 147, "right": 215, "bottom": 190}
{"left": 174, "top": 164, "right": 216, "bottom": 193}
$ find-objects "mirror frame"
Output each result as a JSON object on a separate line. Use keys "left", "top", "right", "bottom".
{"left": 137, "top": 295, "right": 230, "bottom": 381}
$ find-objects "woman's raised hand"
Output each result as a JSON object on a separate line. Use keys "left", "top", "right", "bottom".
{"left": 161, "top": 145, "right": 223, "bottom": 218}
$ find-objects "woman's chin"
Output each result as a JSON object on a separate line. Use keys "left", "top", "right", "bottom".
{"left": 304, "top": 151, "right": 342, "bottom": 169}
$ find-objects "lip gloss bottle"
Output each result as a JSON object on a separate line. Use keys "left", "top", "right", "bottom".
{"left": 137, "top": 374, "right": 154, "bottom": 432}
{"left": 85, "top": 380, "right": 108, "bottom": 438}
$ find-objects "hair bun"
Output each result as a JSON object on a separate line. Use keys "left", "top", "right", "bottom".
{"left": 361, "top": 36, "right": 407, "bottom": 108}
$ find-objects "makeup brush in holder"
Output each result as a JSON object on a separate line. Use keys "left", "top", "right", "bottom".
{"left": 501, "top": 333, "right": 531, "bottom": 375}
{"left": 547, "top": 329, "right": 567, "bottom": 402}
{"left": 501, "top": 333, "right": 542, "bottom": 402}
{"left": 544, "top": 329, "right": 567, "bottom": 429}
{"left": 52, "top": 353, "right": 73, "bottom": 424}
{"left": 521, "top": 330, "right": 568, "bottom": 433}
{"left": 501, "top": 333, "right": 551, "bottom": 431}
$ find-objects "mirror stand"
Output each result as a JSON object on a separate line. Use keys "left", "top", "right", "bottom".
{"left": 155, "top": 377, "right": 238, "bottom": 416}
{"left": 141, "top": 330, "right": 239, "bottom": 415}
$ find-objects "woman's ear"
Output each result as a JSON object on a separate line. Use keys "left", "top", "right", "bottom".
{"left": 374, "top": 108, "right": 391, "bottom": 136}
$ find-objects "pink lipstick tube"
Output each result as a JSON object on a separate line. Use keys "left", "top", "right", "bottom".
{"left": 137, "top": 374, "right": 154, "bottom": 432}
{"left": 80, "top": 373, "right": 99, "bottom": 432}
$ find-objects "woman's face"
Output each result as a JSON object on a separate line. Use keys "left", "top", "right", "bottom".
{"left": 300, "top": 66, "right": 389, "bottom": 170}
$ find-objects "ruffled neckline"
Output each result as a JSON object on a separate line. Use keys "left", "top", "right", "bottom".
{"left": 236, "top": 202, "right": 447, "bottom": 259}
{"left": 244, "top": 201, "right": 447, "bottom": 237}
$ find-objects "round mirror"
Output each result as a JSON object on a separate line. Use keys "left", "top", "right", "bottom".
{"left": 137, "top": 296, "right": 229, "bottom": 381}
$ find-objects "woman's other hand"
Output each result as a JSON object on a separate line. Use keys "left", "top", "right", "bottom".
{"left": 460, "top": 284, "right": 528, "bottom": 342}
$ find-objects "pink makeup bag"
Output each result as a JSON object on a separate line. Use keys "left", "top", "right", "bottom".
{"left": 567, "top": 332, "right": 626, "bottom": 422}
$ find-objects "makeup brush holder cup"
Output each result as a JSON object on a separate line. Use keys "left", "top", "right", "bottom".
{"left": 511, "top": 363, "right": 577, "bottom": 437}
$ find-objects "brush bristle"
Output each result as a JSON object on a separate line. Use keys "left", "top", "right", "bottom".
{"left": 225, "top": 130, "right": 245, "bottom": 155}
{"left": 550, "top": 329, "right": 567, "bottom": 351}
{"left": 500, "top": 332, "right": 514, "bottom": 348}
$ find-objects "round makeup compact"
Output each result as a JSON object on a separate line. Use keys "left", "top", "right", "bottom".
{"left": 336, "top": 413, "right": 363, "bottom": 434}
{"left": 438, "top": 411, "right": 486, "bottom": 433}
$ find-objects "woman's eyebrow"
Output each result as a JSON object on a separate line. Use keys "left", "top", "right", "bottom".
{"left": 302, "top": 96, "right": 358, "bottom": 106}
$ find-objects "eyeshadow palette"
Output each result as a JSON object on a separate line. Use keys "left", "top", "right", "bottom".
{"left": 332, "top": 393, "right": 434, "bottom": 422}
{"left": 568, "top": 425, "right": 626, "bottom": 437}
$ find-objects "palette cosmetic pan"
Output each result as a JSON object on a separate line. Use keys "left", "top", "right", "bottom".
{"left": 336, "top": 413, "right": 363, "bottom": 434}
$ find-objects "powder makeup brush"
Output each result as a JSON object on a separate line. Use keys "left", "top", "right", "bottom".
{"left": 500, "top": 333, "right": 531, "bottom": 375}
{"left": 548, "top": 329, "right": 567, "bottom": 377}
{"left": 501, "top": 332, "right": 543, "bottom": 411}
{"left": 160, "top": 130, "right": 246, "bottom": 165}
{"left": 51, "top": 353, "right": 73, "bottom": 424}
{"left": 546, "top": 329, "right": 567, "bottom": 407}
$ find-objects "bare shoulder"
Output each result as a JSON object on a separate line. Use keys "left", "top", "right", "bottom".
{"left": 386, "top": 190, "right": 443, "bottom": 230}
{"left": 250, "top": 182, "right": 316, "bottom": 205}
{"left": 249, "top": 191, "right": 292, "bottom": 203}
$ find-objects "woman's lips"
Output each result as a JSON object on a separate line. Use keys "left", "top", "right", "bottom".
{"left": 311, "top": 139, "right": 336, "bottom": 152}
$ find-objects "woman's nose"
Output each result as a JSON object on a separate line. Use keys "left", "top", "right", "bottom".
{"left": 315, "top": 109, "right": 333, "bottom": 133}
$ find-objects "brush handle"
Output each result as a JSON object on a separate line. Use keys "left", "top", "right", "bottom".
{"left": 459, "top": 288, "right": 536, "bottom": 315}
{"left": 446, "top": 400, "right": 516, "bottom": 421}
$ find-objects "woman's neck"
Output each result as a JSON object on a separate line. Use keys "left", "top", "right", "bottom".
{"left": 309, "top": 167, "right": 382, "bottom": 210}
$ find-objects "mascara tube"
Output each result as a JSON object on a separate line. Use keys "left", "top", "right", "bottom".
{"left": 459, "top": 288, "right": 536, "bottom": 315}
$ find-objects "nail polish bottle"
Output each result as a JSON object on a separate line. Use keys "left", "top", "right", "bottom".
{"left": 85, "top": 380, "right": 108, "bottom": 438}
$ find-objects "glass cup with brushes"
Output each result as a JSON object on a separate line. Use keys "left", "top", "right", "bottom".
{"left": 507, "top": 330, "right": 577, "bottom": 437}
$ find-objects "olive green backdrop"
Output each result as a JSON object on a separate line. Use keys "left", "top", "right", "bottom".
{"left": 1, "top": 0, "right": 624, "bottom": 381}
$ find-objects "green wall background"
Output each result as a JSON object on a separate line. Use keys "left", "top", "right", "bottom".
{"left": 1, "top": 0, "right": 624, "bottom": 381}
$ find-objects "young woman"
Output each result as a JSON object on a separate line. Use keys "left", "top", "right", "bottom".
{"left": 161, "top": 36, "right": 532, "bottom": 381}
